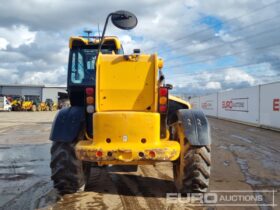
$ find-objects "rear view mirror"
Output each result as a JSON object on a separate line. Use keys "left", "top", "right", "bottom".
{"left": 97, "top": 10, "right": 137, "bottom": 55}
{"left": 111, "top": 10, "right": 138, "bottom": 30}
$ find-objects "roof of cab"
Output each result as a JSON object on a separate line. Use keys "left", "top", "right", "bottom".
{"left": 69, "top": 36, "right": 122, "bottom": 49}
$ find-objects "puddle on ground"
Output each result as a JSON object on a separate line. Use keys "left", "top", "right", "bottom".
{"left": 0, "top": 143, "right": 51, "bottom": 207}
{"left": 0, "top": 173, "right": 33, "bottom": 181}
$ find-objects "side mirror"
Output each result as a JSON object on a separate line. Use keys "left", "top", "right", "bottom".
{"left": 97, "top": 10, "right": 137, "bottom": 56}
{"left": 111, "top": 10, "right": 138, "bottom": 30}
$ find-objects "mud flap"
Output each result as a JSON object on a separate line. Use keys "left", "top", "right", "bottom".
{"left": 50, "top": 106, "right": 85, "bottom": 142}
{"left": 177, "top": 109, "right": 211, "bottom": 145}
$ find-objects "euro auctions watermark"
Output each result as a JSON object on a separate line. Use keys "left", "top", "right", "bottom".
{"left": 166, "top": 190, "right": 277, "bottom": 207}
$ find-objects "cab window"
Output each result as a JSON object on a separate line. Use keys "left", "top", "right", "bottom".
{"left": 69, "top": 49, "right": 97, "bottom": 85}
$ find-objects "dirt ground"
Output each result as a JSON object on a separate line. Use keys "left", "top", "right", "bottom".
{"left": 0, "top": 111, "right": 279, "bottom": 210}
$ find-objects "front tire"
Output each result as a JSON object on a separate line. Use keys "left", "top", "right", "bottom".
{"left": 50, "top": 142, "right": 86, "bottom": 195}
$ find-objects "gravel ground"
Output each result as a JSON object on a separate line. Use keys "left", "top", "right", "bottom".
{"left": 0, "top": 112, "right": 279, "bottom": 210}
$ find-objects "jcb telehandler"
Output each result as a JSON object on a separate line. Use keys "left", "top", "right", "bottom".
{"left": 50, "top": 11, "right": 211, "bottom": 195}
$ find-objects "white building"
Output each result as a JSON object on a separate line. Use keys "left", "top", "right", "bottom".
{"left": 0, "top": 84, "right": 67, "bottom": 103}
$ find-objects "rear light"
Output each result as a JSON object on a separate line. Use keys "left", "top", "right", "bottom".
{"left": 159, "top": 87, "right": 168, "bottom": 113}
{"left": 159, "top": 96, "right": 167, "bottom": 105}
{"left": 86, "top": 96, "right": 94, "bottom": 104}
{"left": 159, "top": 105, "right": 167, "bottom": 112}
{"left": 86, "top": 105, "right": 94, "bottom": 113}
{"left": 96, "top": 151, "right": 103, "bottom": 157}
{"left": 85, "top": 87, "right": 95, "bottom": 113}
{"left": 149, "top": 151, "right": 156, "bottom": 158}
{"left": 159, "top": 87, "right": 168, "bottom": 96}
{"left": 86, "top": 87, "right": 94, "bottom": 96}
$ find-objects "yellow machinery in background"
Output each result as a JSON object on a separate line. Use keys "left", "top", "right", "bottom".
{"left": 21, "top": 96, "right": 40, "bottom": 111}
{"left": 11, "top": 96, "right": 23, "bottom": 111}
{"left": 38, "top": 102, "right": 49, "bottom": 111}
{"left": 38, "top": 99, "right": 57, "bottom": 111}
{"left": 22, "top": 101, "right": 37, "bottom": 111}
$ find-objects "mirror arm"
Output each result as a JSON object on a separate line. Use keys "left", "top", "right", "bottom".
{"left": 97, "top": 13, "right": 114, "bottom": 55}
{"left": 95, "top": 13, "right": 114, "bottom": 70}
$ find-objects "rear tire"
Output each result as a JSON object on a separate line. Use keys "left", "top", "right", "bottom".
{"left": 171, "top": 120, "right": 211, "bottom": 193}
{"left": 50, "top": 142, "right": 86, "bottom": 195}
{"left": 173, "top": 144, "right": 211, "bottom": 193}
{"left": 180, "top": 145, "right": 210, "bottom": 192}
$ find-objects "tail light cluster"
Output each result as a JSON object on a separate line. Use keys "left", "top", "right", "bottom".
{"left": 85, "top": 87, "right": 95, "bottom": 113}
{"left": 159, "top": 87, "right": 168, "bottom": 113}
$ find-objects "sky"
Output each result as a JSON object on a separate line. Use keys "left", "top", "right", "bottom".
{"left": 0, "top": 0, "right": 279, "bottom": 96}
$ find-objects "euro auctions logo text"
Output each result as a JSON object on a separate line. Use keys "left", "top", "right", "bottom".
{"left": 273, "top": 98, "right": 279, "bottom": 111}
{"left": 222, "top": 98, "right": 248, "bottom": 112}
{"left": 222, "top": 100, "right": 233, "bottom": 109}
{"left": 166, "top": 190, "right": 277, "bottom": 207}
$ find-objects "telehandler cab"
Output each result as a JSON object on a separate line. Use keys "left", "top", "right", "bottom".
{"left": 50, "top": 11, "right": 211, "bottom": 195}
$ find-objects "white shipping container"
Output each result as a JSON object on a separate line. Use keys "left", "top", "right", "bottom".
{"left": 260, "top": 82, "right": 280, "bottom": 129}
{"left": 199, "top": 93, "right": 218, "bottom": 117}
{"left": 218, "top": 86, "right": 259, "bottom": 125}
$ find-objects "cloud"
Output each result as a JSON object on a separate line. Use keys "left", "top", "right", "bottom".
{"left": 0, "top": 37, "right": 8, "bottom": 50}
{"left": 0, "top": 68, "right": 20, "bottom": 84}
{"left": 205, "top": 81, "right": 221, "bottom": 89}
{"left": 224, "top": 68, "right": 255, "bottom": 85}
{"left": 22, "top": 67, "right": 67, "bottom": 85}
{"left": 168, "top": 67, "right": 278, "bottom": 96}
{"left": 0, "top": 0, "right": 279, "bottom": 95}
{"left": 0, "top": 25, "right": 36, "bottom": 48}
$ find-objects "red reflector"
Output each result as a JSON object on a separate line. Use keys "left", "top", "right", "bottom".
{"left": 96, "top": 151, "right": 103, "bottom": 157}
{"left": 149, "top": 151, "right": 156, "bottom": 158}
{"left": 159, "top": 87, "right": 168, "bottom": 96}
{"left": 86, "top": 87, "right": 94, "bottom": 96}
{"left": 159, "top": 105, "right": 167, "bottom": 112}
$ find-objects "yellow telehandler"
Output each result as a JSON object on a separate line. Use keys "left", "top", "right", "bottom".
{"left": 50, "top": 11, "right": 211, "bottom": 195}
{"left": 22, "top": 96, "right": 40, "bottom": 111}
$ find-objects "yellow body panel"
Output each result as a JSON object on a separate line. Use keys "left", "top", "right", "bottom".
{"left": 75, "top": 112, "right": 180, "bottom": 163}
{"left": 96, "top": 54, "right": 159, "bottom": 112}
{"left": 72, "top": 43, "right": 182, "bottom": 164}
{"left": 94, "top": 112, "right": 160, "bottom": 144}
